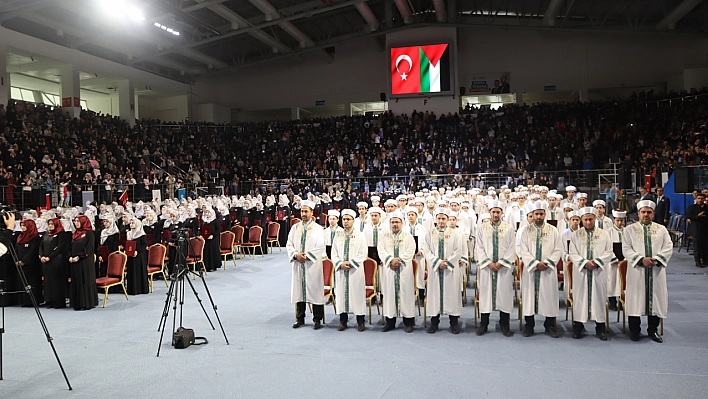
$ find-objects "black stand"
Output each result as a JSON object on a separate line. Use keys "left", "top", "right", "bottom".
{"left": 0, "top": 243, "right": 72, "bottom": 389}
{"left": 156, "top": 235, "right": 228, "bottom": 356}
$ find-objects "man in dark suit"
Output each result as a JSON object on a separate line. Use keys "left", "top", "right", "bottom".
{"left": 632, "top": 187, "right": 656, "bottom": 213}
{"left": 686, "top": 193, "right": 708, "bottom": 268}
{"left": 654, "top": 186, "right": 670, "bottom": 226}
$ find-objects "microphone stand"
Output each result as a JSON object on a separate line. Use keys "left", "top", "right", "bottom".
{"left": 0, "top": 236, "right": 72, "bottom": 390}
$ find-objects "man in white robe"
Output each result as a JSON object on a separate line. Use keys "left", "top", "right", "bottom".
{"left": 519, "top": 202, "right": 563, "bottom": 338}
{"left": 378, "top": 211, "right": 417, "bottom": 332}
{"left": 405, "top": 207, "right": 427, "bottom": 301}
{"left": 569, "top": 207, "right": 613, "bottom": 340}
{"left": 607, "top": 209, "right": 626, "bottom": 311}
{"left": 323, "top": 210, "right": 343, "bottom": 259}
{"left": 354, "top": 202, "right": 369, "bottom": 232}
{"left": 475, "top": 200, "right": 515, "bottom": 337}
{"left": 424, "top": 208, "right": 464, "bottom": 334}
{"left": 622, "top": 200, "right": 672, "bottom": 343}
{"left": 593, "top": 200, "right": 613, "bottom": 230}
{"left": 331, "top": 209, "right": 368, "bottom": 331}
{"left": 286, "top": 200, "right": 326, "bottom": 329}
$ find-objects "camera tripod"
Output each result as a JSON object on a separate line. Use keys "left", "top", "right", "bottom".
{"left": 156, "top": 234, "right": 229, "bottom": 356}
{"left": 0, "top": 241, "right": 72, "bottom": 389}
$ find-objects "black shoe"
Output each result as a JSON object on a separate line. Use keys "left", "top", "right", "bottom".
{"left": 405, "top": 325, "right": 414, "bottom": 333}
{"left": 451, "top": 324, "right": 460, "bottom": 334}
{"left": 427, "top": 325, "right": 438, "bottom": 334}
{"left": 337, "top": 323, "right": 346, "bottom": 331}
{"left": 649, "top": 331, "right": 663, "bottom": 343}
{"left": 596, "top": 331, "right": 608, "bottom": 341}
{"left": 522, "top": 328, "right": 534, "bottom": 337}
{"left": 501, "top": 324, "right": 512, "bottom": 337}
{"left": 697, "top": 262, "right": 703, "bottom": 268}
{"left": 292, "top": 320, "right": 304, "bottom": 329}
{"left": 545, "top": 327, "right": 560, "bottom": 338}
{"left": 630, "top": 332, "right": 641, "bottom": 341}
{"left": 572, "top": 330, "right": 582, "bottom": 339}
{"left": 357, "top": 324, "right": 366, "bottom": 332}
{"left": 382, "top": 324, "right": 394, "bottom": 332}
{"left": 476, "top": 325, "right": 488, "bottom": 336}
{"left": 313, "top": 321, "right": 322, "bottom": 330}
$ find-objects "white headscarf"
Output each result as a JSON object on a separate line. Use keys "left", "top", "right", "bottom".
{"left": 202, "top": 207, "right": 216, "bottom": 224}
{"left": 100, "top": 216, "right": 120, "bottom": 245}
{"left": 127, "top": 217, "right": 146, "bottom": 241}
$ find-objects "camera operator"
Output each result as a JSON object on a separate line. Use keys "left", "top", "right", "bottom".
{"left": 0, "top": 211, "right": 18, "bottom": 306}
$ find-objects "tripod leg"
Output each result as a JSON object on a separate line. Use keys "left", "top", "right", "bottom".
{"left": 184, "top": 273, "right": 215, "bottom": 329}
{"left": 157, "top": 276, "right": 177, "bottom": 331}
{"left": 195, "top": 271, "right": 230, "bottom": 345}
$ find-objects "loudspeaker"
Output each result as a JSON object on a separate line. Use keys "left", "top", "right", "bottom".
{"left": 618, "top": 170, "right": 633, "bottom": 190}
{"left": 674, "top": 167, "right": 694, "bottom": 193}
{"left": 459, "top": 87, "right": 465, "bottom": 96}
{"left": 609, "top": 152, "right": 620, "bottom": 164}
{"left": 208, "top": 182, "right": 217, "bottom": 195}
{"left": 585, "top": 171, "right": 598, "bottom": 188}
{"left": 380, "top": 92, "right": 386, "bottom": 101}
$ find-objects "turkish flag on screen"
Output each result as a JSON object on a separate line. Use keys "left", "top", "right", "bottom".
{"left": 391, "top": 46, "right": 421, "bottom": 95}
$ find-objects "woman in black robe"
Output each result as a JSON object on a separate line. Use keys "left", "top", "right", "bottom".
{"left": 14, "top": 219, "right": 42, "bottom": 306}
{"left": 98, "top": 216, "right": 120, "bottom": 277}
{"left": 276, "top": 194, "right": 291, "bottom": 247}
{"left": 250, "top": 203, "right": 267, "bottom": 255}
{"left": 125, "top": 217, "right": 149, "bottom": 295}
{"left": 201, "top": 207, "right": 221, "bottom": 272}
{"left": 184, "top": 207, "right": 200, "bottom": 237}
{"left": 69, "top": 215, "right": 98, "bottom": 310}
{"left": 40, "top": 218, "right": 69, "bottom": 308}
{"left": 142, "top": 209, "right": 158, "bottom": 245}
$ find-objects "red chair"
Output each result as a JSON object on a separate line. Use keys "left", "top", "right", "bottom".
{"left": 96, "top": 251, "right": 128, "bottom": 307}
{"left": 516, "top": 260, "right": 525, "bottom": 330}
{"left": 266, "top": 222, "right": 281, "bottom": 252}
{"left": 618, "top": 260, "right": 628, "bottom": 332}
{"left": 147, "top": 244, "right": 167, "bottom": 292}
{"left": 220, "top": 231, "right": 236, "bottom": 269}
{"left": 323, "top": 259, "right": 336, "bottom": 322}
{"left": 412, "top": 259, "right": 421, "bottom": 316}
{"left": 186, "top": 237, "right": 206, "bottom": 279}
{"left": 231, "top": 225, "right": 244, "bottom": 259}
{"left": 363, "top": 257, "right": 379, "bottom": 324}
{"left": 146, "top": 234, "right": 156, "bottom": 247}
{"left": 290, "top": 218, "right": 301, "bottom": 228}
{"left": 241, "top": 226, "right": 263, "bottom": 259}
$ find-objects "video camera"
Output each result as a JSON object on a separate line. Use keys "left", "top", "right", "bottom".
{"left": 170, "top": 227, "right": 192, "bottom": 243}
{"left": 0, "top": 205, "right": 21, "bottom": 226}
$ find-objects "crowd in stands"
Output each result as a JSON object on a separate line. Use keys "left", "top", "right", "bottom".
{"left": 0, "top": 87, "right": 706, "bottom": 209}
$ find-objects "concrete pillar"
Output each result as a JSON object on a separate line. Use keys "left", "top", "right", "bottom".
{"left": 117, "top": 79, "right": 135, "bottom": 126}
{"left": 134, "top": 92, "right": 140, "bottom": 120}
{"left": 579, "top": 87, "right": 589, "bottom": 102}
{"left": 290, "top": 107, "right": 300, "bottom": 120}
{"left": 60, "top": 64, "right": 81, "bottom": 118}
{"left": 0, "top": 45, "right": 8, "bottom": 107}
{"left": 32, "top": 90, "right": 44, "bottom": 104}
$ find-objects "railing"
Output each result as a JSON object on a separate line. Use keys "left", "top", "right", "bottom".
{"left": 0, "top": 168, "right": 642, "bottom": 212}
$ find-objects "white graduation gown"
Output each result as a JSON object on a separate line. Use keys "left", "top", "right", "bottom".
{"left": 622, "top": 222, "right": 672, "bottom": 318}
{"left": 504, "top": 204, "right": 525, "bottom": 230}
{"left": 421, "top": 210, "right": 435, "bottom": 233}
{"left": 519, "top": 223, "right": 563, "bottom": 317}
{"left": 354, "top": 217, "right": 369, "bottom": 233}
{"left": 606, "top": 225, "right": 623, "bottom": 297}
{"left": 286, "top": 220, "right": 325, "bottom": 305}
{"left": 323, "top": 225, "right": 343, "bottom": 247}
{"left": 331, "top": 229, "right": 368, "bottom": 315}
{"left": 424, "top": 226, "right": 464, "bottom": 317}
{"left": 595, "top": 216, "right": 613, "bottom": 231}
{"left": 475, "top": 221, "right": 516, "bottom": 314}
{"left": 378, "top": 230, "right": 417, "bottom": 318}
{"left": 569, "top": 228, "right": 613, "bottom": 323}
{"left": 406, "top": 222, "right": 428, "bottom": 290}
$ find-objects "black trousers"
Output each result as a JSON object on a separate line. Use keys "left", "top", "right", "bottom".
{"left": 692, "top": 234, "right": 707, "bottom": 264}
{"left": 524, "top": 315, "right": 556, "bottom": 330}
{"left": 431, "top": 315, "right": 459, "bottom": 326}
{"left": 340, "top": 313, "right": 365, "bottom": 325}
{"left": 573, "top": 321, "right": 606, "bottom": 333}
{"left": 385, "top": 316, "right": 415, "bottom": 327}
{"left": 480, "top": 312, "right": 510, "bottom": 327}
{"left": 628, "top": 315, "right": 661, "bottom": 335}
{"left": 296, "top": 302, "right": 324, "bottom": 322}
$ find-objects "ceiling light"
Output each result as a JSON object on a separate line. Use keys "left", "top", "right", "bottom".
{"left": 154, "top": 22, "right": 181, "bottom": 36}
{"left": 98, "top": 0, "right": 144, "bottom": 22}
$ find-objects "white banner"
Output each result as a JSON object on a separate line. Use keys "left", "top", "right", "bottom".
{"left": 465, "top": 72, "right": 511, "bottom": 94}
{"left": 152, "top": 190, "right": 162, "bottom": 204}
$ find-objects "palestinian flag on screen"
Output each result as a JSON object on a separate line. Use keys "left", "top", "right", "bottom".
{"left": 390, "top": 44, "right": 450, "bottom": 95}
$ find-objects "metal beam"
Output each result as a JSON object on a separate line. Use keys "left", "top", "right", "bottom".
{"left": 129, "top": 0, "right": 364, "bottom": 65}
{"left": 433, "top": 0, "right": 447, "bottom": 22}
{"left": 655, "top": 0, "right": 704, "bottom": 30}
{"left": 0, "top": 0, "right": 60, "bottom": 23}
{"left": 542, "top": 0, "right": 565, "bottom": 26}
{"left": 355, "top": 1, "right": 380, "bottom": 31}
{"left": 393, "top": 0, "right": 414, "bottom": 24}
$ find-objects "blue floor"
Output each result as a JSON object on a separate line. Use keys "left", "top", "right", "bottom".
{"left": 1, "top": 247, "right": 707, "bottom": 399}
